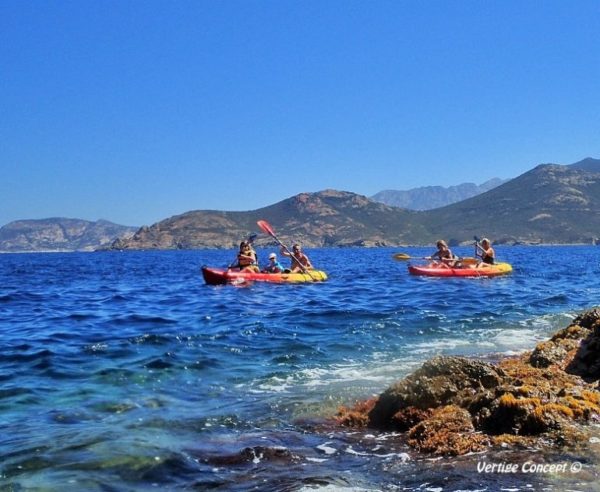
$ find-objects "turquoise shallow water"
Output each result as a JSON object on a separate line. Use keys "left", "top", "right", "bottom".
{"left": 1, "top": 245, "right": 600, "bottom": 490}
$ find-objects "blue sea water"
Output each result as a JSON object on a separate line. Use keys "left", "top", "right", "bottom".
{"left": 1, "top": 245, "right": 600, "bottom": 491}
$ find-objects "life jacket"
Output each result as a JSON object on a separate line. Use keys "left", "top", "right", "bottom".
{"left": 238, "top": 252, "right": 256, "bottom": 267}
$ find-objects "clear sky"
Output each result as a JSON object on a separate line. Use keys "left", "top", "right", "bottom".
{"left": 2, "top": 1, "right": 599, "bottom": 227}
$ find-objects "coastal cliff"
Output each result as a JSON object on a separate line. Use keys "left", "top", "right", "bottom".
{"left": 337, "top": 309, "right": 600, "bottom": 455}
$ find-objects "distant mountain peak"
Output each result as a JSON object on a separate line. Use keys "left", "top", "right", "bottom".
{"left": 569, "top": 157, "right": 600, "bottom": 172}
{"left": 370, "top": 178, "right": 508, "bottom": 210}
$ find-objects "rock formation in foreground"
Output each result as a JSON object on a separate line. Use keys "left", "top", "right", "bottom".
{"left": 336, "top": 309, "right": 600, "bottom": 455}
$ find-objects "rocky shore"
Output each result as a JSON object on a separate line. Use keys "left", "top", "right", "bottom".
{"left": 337, "top": 308, "right": 600, "bottom": 455}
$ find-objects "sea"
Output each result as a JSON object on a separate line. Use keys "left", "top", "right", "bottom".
{"left": 1, "top": 245, "right": 600, "bottom": 491}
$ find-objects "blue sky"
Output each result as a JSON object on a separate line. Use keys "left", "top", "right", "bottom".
{"left": 2, "top": 1, "right": 599, "bottom": 227}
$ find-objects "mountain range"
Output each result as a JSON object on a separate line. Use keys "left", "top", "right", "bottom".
{"left": 108, "top": 158, "right": 600, "bottom": 249}
{"left": 0, "top": 219, "right": 137, "bottom": 253}
{"left": 370, "top": 178, "right": 508, "bottom": 210}
{"left": 2, "top": 158, "right": 599, "bottom": 252}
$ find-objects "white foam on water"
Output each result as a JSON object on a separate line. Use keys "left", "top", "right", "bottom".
{"left": 369, "top": 432, "right": 403, "bottom": 441}
{"left": 405, "top": 337, "right": 472, "bottom": 354}
{"left": 476, "top": 341, "right": 497, "bottom": 348}
{"left": 256, "top": 375, "right": 291, "bottom": 393}
{"left": 372, "top": 451, "right": 411, "bottom": 460}
{"left": 299, "top": 363, "right": 410, "bottom": 387}
{"left": 251, "top": 358, "right": 418, "bottom": 395}
{"left": 297, "top": 486, "right": 379, "bottom": 492}
{"left": 490, "top": 328, "right": 542, "bottom": 351}
{"left": 316, "top": 442, "right": 337, "bottom": 455}
{"left": 305, "top": 457, "right": 328, "bottom": 463}
{"left": 344, "top": 445, "right": 370, "bottom": 456}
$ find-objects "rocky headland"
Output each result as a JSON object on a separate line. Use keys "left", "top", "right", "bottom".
{"left": 336, "top": 308, "right": 600, "bottom": 456}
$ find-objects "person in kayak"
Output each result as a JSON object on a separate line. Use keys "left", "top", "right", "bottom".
{"left": 428, "top": 239, "right": 459, "bottom": 267}
{"left": 476, "top": 238, "right": 495, "bottom": 264}
{"left": 237, "top": 241, "right": 259, "bottom": 272}
{"left": 281, "top": 244, "right": 313, "bottom": 273}
{"left": 262, "top": 253, "right": 285, "bottom": 273}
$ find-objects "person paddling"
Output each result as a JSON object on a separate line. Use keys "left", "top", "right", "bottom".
{"left": 236, "top": 241, "right": 259, "bottom": 272}
{"left": 281, "top": 243, "right": 313, "bottom": 273}
{"left": 428, "top": 240, "right": 459, "bottom": 267}
{"left": 476, "top": 238, "right": 495, "bottom": 265}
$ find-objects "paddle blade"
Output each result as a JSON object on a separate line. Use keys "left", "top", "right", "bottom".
{"left": 257, "top": 220, "right": 275, "bottom": 237}
{"left": 392, "top": 252, "right": 411, "bottom": 260}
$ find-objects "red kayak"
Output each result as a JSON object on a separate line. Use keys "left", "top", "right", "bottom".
{"left": 408, "top": 261, "right": 512, "bottom": 277}
{"left": 201, "top": 266, "right": 328, "bottom": 285}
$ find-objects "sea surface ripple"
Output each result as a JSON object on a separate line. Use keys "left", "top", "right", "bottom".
{"left": 1, "top": 246, "right": 599, "bottom": 490}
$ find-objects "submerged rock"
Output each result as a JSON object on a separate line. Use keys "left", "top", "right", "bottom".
{"left": 337, "top": 308, "right": 600, "bottom": 455}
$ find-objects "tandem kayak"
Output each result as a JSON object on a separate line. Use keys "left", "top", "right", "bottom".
{"left": 201, "top": 266, "right": 328, "bottom": 285}
{"left": 408, "top": 261, "right": 512, "bottom": 277}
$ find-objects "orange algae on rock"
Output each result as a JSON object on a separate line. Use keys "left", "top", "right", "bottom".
{"left": 335, "top": 308, "right": 600, "bottom": 456}
{"left": 407, "top": 405, "right": 489, "bottom": 455}
{"left": 335, "top": 397, "right": 378, "bottom": 427}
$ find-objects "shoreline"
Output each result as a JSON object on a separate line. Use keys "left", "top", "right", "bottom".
{"left": 1, "top": 242, "right": 599, "bottom": 254}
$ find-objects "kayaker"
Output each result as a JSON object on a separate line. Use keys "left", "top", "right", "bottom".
{"left": 476, "top": 238, "right": 495, "bottom": 265}
{"left": 262, "top": 253, "right": 285, "bottom": 273}
{"left": 237, "top": 241, "right": 259, "bottom": 272}
{"left": 428, "top": 239, "right": 459, "bottom": 267}
{"left": 281, "top": 244, "right": 313, "bottom": 273}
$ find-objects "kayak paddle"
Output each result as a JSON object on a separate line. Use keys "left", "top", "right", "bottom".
{"left": 393, "top": 251, "right": 479, "bottom": 265}
{"left": 392, "top": 253, "right": 433, "bottom": 261}
{"left": 256, "top": 220, "right": 315, "bottom": 277}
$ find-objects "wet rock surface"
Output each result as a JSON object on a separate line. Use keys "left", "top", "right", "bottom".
{"left": 337, "top": 308, "right": 600, "bottom": 455}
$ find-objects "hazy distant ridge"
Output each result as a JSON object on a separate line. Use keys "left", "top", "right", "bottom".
{"left": 0, "top": 219, "right": 137, "bottom": 252}
{"left": 370, "top": 178, "right": 508, "bottom": 210}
